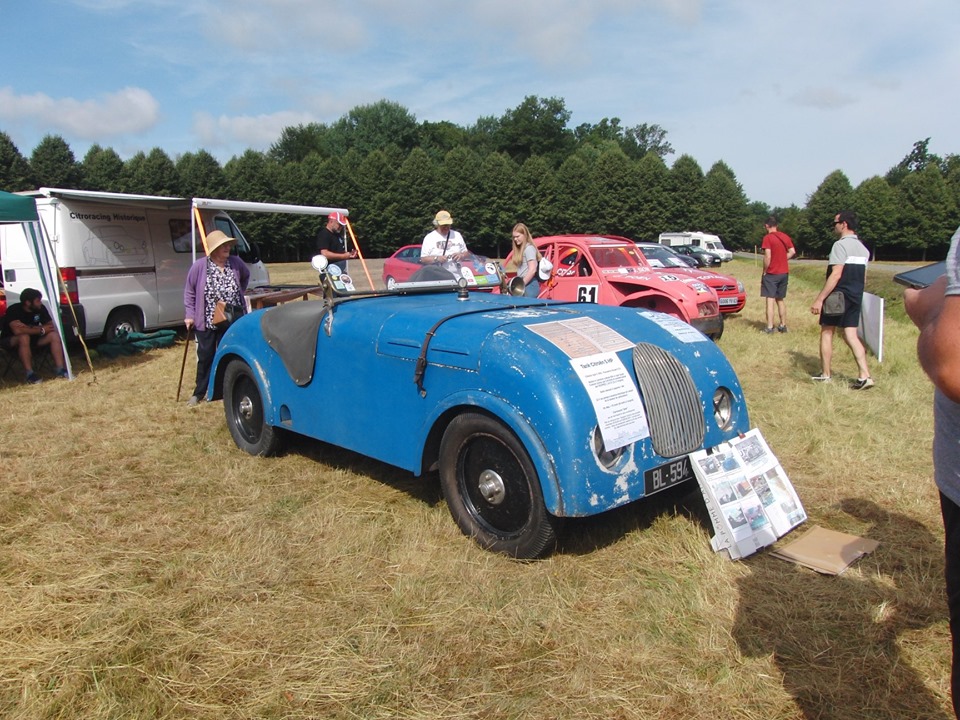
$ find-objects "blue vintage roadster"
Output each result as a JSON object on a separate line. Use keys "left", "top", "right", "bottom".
{"left": 209, "top": 267, "right": 750, "bottom": 558}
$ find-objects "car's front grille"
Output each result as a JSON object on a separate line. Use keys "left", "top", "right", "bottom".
{"left": 631, "top": 342, "right": 705, "bottom": 458}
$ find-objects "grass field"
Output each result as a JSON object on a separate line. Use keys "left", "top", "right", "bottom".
{"left": 0, "top": 257, "right": 952, "bottom": 719}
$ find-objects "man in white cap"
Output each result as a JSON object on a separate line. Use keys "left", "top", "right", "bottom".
{"left": 316, "top": 211, "right": 357, "bottom": 273}
{"left": 420, "top": 209, "right": 469, "bottom": 264}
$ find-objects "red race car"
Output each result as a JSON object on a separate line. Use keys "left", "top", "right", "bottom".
{"left": 512, "top": 235, "right": 723, "bottom": 340}
{"left": 634, "top": 242, "right": 746, "bottom": 314}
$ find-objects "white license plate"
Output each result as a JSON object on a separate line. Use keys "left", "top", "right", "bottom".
{"left": 719, "top": 297, "right": 738, "bottom": 306}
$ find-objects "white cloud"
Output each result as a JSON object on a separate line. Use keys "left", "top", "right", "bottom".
{"left": 193, "top": 109, "right": 318, "bottom": 150}
{"left": 0, "top": 86, "right": 159, "bottom": 140}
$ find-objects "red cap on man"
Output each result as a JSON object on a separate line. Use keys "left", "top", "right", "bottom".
{"left": 328, "top": 211, "right": 347, "bottom": 227}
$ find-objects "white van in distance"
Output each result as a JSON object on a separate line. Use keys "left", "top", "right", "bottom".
{"left": 658, "top": 231, "right": 734, "bottom": 262}
{"left": 0, "top": 188, "right": 270, "bottom": 341}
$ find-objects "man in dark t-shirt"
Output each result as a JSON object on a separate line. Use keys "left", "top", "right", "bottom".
{"left": 0, "top": 287, "right": 68, "bottom": 383}
{"left": 315, "top": 212, "right": 357, "bottom": 273}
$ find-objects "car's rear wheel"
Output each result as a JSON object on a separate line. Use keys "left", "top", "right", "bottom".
{"left": 224, "top": 360, "right": 281, "bottom": 456}
{"left": 439, "top": 413, "right": 558, "bottom": 559}
{"left": 103, "top": 308, "right": 142, "bottom": 342}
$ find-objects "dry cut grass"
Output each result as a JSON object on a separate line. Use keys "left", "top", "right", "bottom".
{"left": 0, "top": 257, "right": 952, "bottom": 719}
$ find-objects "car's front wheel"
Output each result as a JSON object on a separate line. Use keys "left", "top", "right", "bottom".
{"left": 224, "top": 360, "right": 282, "bottom": 456}
{"left": 385, "top": 275, "right": 397, "bottom": 290}
{"left": 439, "top": 413, "right": 558, "bottom": 559}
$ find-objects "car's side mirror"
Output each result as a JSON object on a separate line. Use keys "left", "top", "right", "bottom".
{"left": 238, "top": 241, "right": 262, "bottom": 265}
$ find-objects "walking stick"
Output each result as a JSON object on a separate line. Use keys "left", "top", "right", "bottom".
{"left": 176, "top": 326, "right": 192, "bottom": 402}
{"left": 345, "top": 219, "right": 376, "bottom": 291}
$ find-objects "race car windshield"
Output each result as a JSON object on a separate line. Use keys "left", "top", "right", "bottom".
{"left": 589, "top": 246, "right": 643, "bottom": 269}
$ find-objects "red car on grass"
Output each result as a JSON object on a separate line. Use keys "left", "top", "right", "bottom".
{"left": 634, "top": 242, "right": 746, "bottom": 314}
{"left": 517, "top": 235, "right": 723, "bottom": 340}
{"left": 382, "top": 245, "right": 423, "bottom": 289}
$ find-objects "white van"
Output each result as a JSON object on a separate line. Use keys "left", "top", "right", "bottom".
{"left": 658, "top": 231, "right": 733, "bottom": 262}
{"left": 0, "top": 188, "right": 270, "bottom": 340}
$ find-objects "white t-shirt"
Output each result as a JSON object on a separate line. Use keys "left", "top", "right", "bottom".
{"left": 421, "top": 229, "right": 467, "bottom": 260}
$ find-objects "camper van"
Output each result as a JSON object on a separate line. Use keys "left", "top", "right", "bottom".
{"left": 658, "top": 231, "right": 733, "bottom": 262}
{"left": 0, "top": 189, "right": 270, "bottom": 341}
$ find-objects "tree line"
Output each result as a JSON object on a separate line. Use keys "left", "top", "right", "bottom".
{"left": 1, "top": 97, "right": 957, "bottom": 262}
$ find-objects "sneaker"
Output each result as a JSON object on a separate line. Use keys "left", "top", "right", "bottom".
{"left": 186, "top": 395, "right": 201, "bottom": 407}
{"left": 54, "top": 367, "right": 70, "bottom": 379}
{"left": 850, "top": 377, "right": 875, "bottom": 390}
{"left": 777, "top": 325, "right": 788, "bottom": 333}
{"left": 25, "top": 371, "right": 42, "bottom": 385}
{"left": 810, "top": 374, "right": 832, "bottom": 382}
{"left": 762, "top": 327, "right": 775, "bottom": 334}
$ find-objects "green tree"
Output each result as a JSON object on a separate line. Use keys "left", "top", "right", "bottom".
{"left": 511, "top": 155, "right": 559, "bottom": 243}
{"left": 665, "top": 154, "right": 705, "bottom": 231}
{"left": 30, "top": 134, "right": 80, "bottom": 188}
{"left": 176, "top": 150, "right": 226, "bottom": 199}
{"left": 353, "top": 149, "right": 398, "bottom": 255}
{"left": 896, "top": 165, "right": 957, "bottom": 259}
{"left": 476, "top": 152, "right": 518, "bottom": 258}
{"left": 418, "top": 121, "right": 470, "bottom": 161}
{"left": 392, "top": 148, "right": 440, "bottom": 252}
{"left": 0, "top": 132, "right": 34, "bottom": 191}
{"left": 700, "top": 161, "right": 751, "bottom": 249}
{"left": 80, "top": 144, "right": 124, "bottom": 191}
{"left": 224, "top": 150, "right": 284, "bottom": 260}
{"left": 590, "top": 147, "right": 640, "bottom": 236}
{"left": 850, "top": 176, "right": 898, "bottom": 258}
{"left": 494, "top": 96, "right": 575, "bottom": 166}
{"left": 554, "top": 152, "right": 595, "bottom": 234}
{"left": 622, "top": 123, "right": 674, "bottom": 161}
{"left": 801, "top": 170, "right": 853, "bottom": 256}
{"left": 439, "top": 147, "right": 486, "bottom": 250}
{"left": 268, "top": 123, "right": 331, "bottom": 164}
{"left": 126, "top": 147, "right": 180, "bottom": 196}
{"left": 332, "top": 100, "right": 419, "bottom": 156}
{"left": 633, "top": 152, "right": 670, "bottom": 240}
{"left": 886, "top": 138, "right": 942, "bottom": 186}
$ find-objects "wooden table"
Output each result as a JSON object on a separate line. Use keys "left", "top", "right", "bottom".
{"left": 246, "top": 285, "right": 325, "bottom": 310}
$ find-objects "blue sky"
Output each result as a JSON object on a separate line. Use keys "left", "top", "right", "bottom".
{"left": 2, "top": 0, "right": 958, "bottom": 209}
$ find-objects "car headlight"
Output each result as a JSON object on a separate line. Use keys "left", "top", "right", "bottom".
{"left": 737, "top": 281, "right": 744, "bottom": 292}
{"left": 713, "top": 387, "right": 733, "bottom": 430}
{"left": 593, "top": 426, "right": 625, "bottom": 469}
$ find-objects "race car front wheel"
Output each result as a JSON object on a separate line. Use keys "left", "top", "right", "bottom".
{"left": 439, "top": 412, "right": 558, "bottom": 559}
{"left": 224, "top": 360, "right": 282, "bottom": 457}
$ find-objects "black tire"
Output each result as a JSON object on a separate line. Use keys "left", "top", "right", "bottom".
{"left": 711, "top": 314, "right": 725, "bottom": 342}
{"left": 439, "top": 413, "right": 558, "bottom": 559}
{"left": 223, "top": 360, "right": 281, "bottom": 456}
{"left": 103, "top": 308, "right": 143, "bottom": 342}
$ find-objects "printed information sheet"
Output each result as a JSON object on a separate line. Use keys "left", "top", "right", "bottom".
{"left": 689, "top": 428, "right": 806, "bottom": 560}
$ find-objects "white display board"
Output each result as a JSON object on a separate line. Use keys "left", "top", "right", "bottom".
{"left": 689, "top": 428, "right": 806, "bottom": 560}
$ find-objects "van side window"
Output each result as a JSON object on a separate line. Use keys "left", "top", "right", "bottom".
{"left": 213, "top": 218, "right": 250, "bottom": 254}
{"left": 170, "top": 219, "right": 199, "bottom": 254}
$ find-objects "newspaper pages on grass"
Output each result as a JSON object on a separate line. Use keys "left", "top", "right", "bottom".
{"left": 689, "top": 428, "right": 806, "bottom": 560}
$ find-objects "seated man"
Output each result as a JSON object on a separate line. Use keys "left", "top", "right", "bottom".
{"left": 1, "top": 287, "right": 68, "bottom": 383}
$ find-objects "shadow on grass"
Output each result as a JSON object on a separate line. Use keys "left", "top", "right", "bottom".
{"left": 732, "top": 497, "right": 951, "bottom": 719}
{"left": 277, "top": 433, "right": 709, "bottom": 556}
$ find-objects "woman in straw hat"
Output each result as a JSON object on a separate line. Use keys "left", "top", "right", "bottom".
{"left": 183, "top": 230, "right": 250, "bottom": 406}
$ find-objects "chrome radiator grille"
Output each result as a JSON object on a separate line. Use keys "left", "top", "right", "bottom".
{"left": 631, "top": 342, "right": 705, "bottom": 458}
